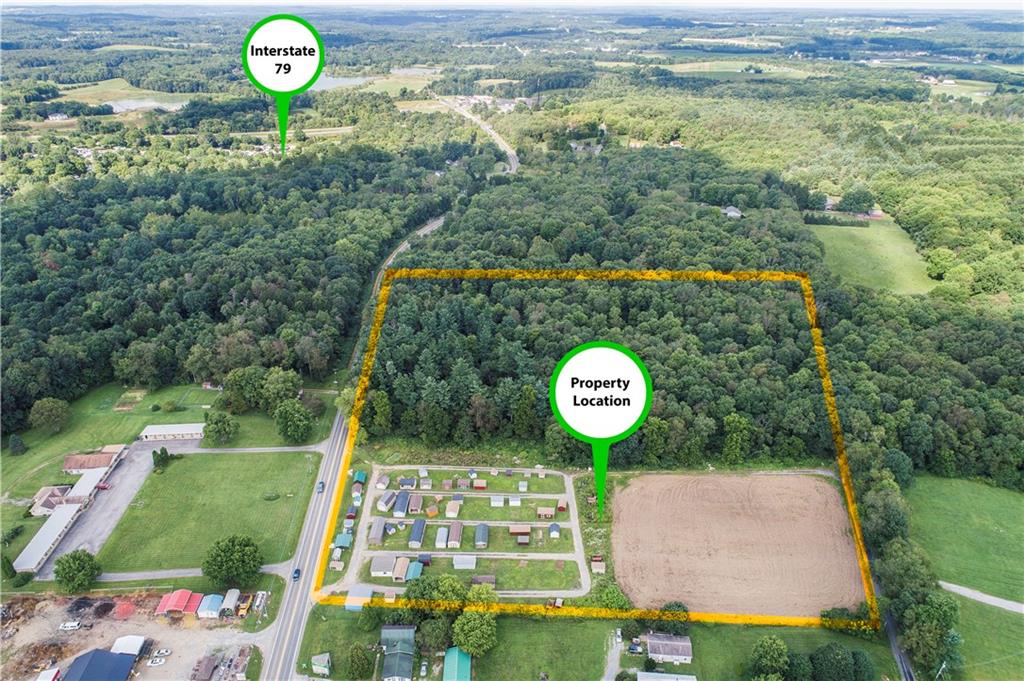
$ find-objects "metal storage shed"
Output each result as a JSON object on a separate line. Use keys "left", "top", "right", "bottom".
{"left": 474, "top": 524, "right": 489, "bottom": 548}
{"left": 197, "top": 594, "right": 223, "bottom": 619}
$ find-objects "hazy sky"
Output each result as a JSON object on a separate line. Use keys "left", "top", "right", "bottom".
{"left": 6, "top": 0, "right": 1023, "bottom": 10}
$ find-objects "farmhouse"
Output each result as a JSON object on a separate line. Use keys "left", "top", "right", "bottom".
{"left": 371, "top": 555, "right": 396, "bottom": 578}
{"left": 448, "top": 521, "right": 464, "bottom": 548}
{"left": 474, "top": 524, "right": 489, "bottom": 548}
{"left": 435, "top": 526, "right": 450, "bottom": 549}
{"left": 138, "top": 423, "right": 205, "bottom": 441}
{"left": 409, "top": 519, "right": 427, "bottom": 548}
{"left": 646, "top": 633, "right": 693, "bottom": 664}
{"left": 381, "top": 625, "right": 416, "bottom": 681}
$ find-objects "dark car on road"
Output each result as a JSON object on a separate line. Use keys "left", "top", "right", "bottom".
{"left": 292, "top": 568, "right": 301, "bottom": 582}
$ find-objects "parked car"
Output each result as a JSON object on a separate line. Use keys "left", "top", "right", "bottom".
{"left": 628, "top": 643, "right": 644, "bottom": 655}
{"left": 146, "top": 658, "right": 166, "bottom": 667}
{"left": 292, "top": 568, "right": 301, "bottom": 581}
{"left": 317, "top": 481, "right": 325, "bottom": 493}
{"left": 154, "top": 649, "right": 171, "bottom": 657}
{"left": 96, "top": 482, "right": 110, "bottom": 490}
{"left": 615, "top": 628, "right": 622, "bottom": 644}
{"left": 58, "top": 622, "right": 81, "bottom": 631}
{"left": 420, "top": 660, "right": 428, "bottom": 677}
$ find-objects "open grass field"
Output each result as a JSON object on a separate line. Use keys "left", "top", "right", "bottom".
{"left": 949, "top": 594, "right": 1024, "bottom": 680}
{"left": 97, "top": 452, "right": 320, "bottom": 571}
{"left": 363, "top": 74, "right": 436, "bottom": 96}
{"left": 810, "top": 218, "right": 936, "bottom": 295}
{"left": 0, "top": 504, "right": 47, "bottom": 564}
{"left": 356, "top": 435, "right": 547, "bottom": 470}
{"left": 665, "top": 60, "right": 811, "bottom": 79}
{"left": 474, "top": 617, "right": 610, "bottom": 680}
{"left": 93, "top": 44, "right": 184, "bottom": 52}
{"left": 0, "top": 383, "right": 334, "bottom": 501}
{"left": 930, "top": 79, "right": 996, "bottom": 102}
{"left": 297, "top": 607, "right": 380, "bottom": 679}
{"left": 395, "top": 99, "right": 449, "bottom": 112}
{"left": 672, "top": 622, "right": 899, "bottom": 679}
{"left": 612, "top": 473, "right": 864, "bottom": 615}
{"left": 359, "top": 556, "right": 580, "bottom": 590}
{"left": 57, "top": 77, "right": 191, "bottom": 106}
{"left": 905, "top": 476, "right": 1024, "bottom": 601}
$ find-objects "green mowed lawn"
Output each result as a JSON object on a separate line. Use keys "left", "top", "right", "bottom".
{"left": 359, "top": 556, "right": 580, "bottom": 590}
{"left": 949, "top": 594, "right": 1024, "bottom": 680}
{"left": 57, "top": 77, "right": 191, "bottom": 105}
{"left": 810, "top": 218, "right": 935, "bottom": 295}
{"left": 474, "top": 617, "right": 609, "bottom": 680}
{"left": 905, "top": 476, "right": 1024, "bottom": 601}
{"left": 678, "top": 623, "right": 899, "bottom": 679}
{"left": 298, "top": 606, "right": 380, "bottom": 680}
{"left": 97, "top": 452, "right": 320, "bottom": 571}
{"left": 0, "top": 504, "right": 48, "bottom": 565}
{"left": 1, "top": 383, "right": 334, "bottom": 500}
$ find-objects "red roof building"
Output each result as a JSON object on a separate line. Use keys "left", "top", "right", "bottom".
{"left": 154, "top": 589, "right": 193, "bottom": 615}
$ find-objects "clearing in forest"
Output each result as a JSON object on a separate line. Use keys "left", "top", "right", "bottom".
{"left": 611, "top": 473, "right": 864, "bottom": 617}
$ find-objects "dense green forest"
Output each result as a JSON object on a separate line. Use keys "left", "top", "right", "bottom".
{"left": 0, "top": 141, "right": 494, "bottom": 432}
{"left": 370, "top": 149, "right": 1023, "bottom": 491}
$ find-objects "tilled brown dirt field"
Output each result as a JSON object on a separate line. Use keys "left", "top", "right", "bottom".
{"left": 611, "top": 473, "right": 864, "bottom": 616}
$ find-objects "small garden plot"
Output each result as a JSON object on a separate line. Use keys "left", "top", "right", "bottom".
{"left": 113, "top": 390, "right": 147, "bottom": 411}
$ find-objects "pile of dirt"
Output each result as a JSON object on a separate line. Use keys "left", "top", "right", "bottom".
{"left": 112, "top": 599, "right": 136, "bottom": 620}
{"left": 8, "top": 640, "right": 73, "bottom": 678}
{"left": 93, "top": 601, "right": 115, "bottom": 618}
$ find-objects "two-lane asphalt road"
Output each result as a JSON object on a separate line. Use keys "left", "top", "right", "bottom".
{"left": 260, "top": 410, "right": 348, "bottom": 681}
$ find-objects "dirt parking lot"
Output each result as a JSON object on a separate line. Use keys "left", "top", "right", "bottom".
{"left": 611, "top": 473, "right": 864, "bottom": 616}
{"left": 1, "top": 595, "right": 255, "bottom": 681}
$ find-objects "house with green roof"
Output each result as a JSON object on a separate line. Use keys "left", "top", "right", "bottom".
{"left": 443, "top": 646, "right": 471, "bottom": 681}
{"left": 381, "top": 625, "right": 416, "bottom": 681}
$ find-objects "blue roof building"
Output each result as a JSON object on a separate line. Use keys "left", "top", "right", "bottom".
{"left": 64, "top": 650, "right": 135, "bottom": 681}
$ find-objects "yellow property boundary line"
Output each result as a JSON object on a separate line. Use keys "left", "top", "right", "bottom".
{"left": 312, "top": 268, "right": 881, "bottom": 632}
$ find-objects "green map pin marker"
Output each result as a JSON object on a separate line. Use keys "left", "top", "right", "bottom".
{"left": 550, "top": 341, "right": 652, "bottom": 517}
{"left": 241, "top": 14, "right": 324, "bottom": 155}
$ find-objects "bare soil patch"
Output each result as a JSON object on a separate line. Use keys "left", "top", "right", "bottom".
{"left": 611, "top": 473, "right": 863, "bottom": 616}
